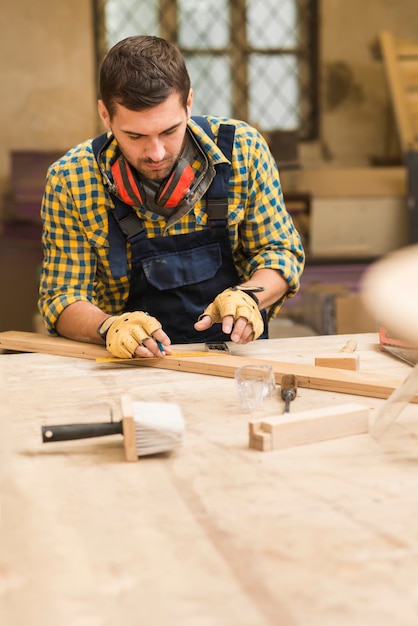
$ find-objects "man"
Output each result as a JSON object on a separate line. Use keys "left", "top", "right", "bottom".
{"left": 39, "top": 35, "right": 305, "bottom": 359}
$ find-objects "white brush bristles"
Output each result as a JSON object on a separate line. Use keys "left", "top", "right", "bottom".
{"left": 132, "top": 401, "right": 185, "bottom": 456}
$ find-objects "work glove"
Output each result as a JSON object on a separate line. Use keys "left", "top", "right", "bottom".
{"left": 199, "top": 287, "right": 264, "bottom": 340}
{"left": 98, "top": 312, "right": 162, "bottom": 358}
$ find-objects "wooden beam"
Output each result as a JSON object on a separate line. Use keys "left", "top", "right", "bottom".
{"left": 0, "top": 330, "right": 106, "bottom": 359}
{"left": 0, "top": 331, "right": 415, "bottom": 402}
{"left": 249, "top": 404, "right": 369, "bottom": 451}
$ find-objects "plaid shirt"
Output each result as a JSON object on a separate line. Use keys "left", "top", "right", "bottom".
{"left": 39, "top": 116, "right": 305, "bottom": 333}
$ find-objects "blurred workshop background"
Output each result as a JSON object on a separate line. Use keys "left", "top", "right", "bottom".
{"left": 1, "top": 0, "right": 417, "bottom": 337}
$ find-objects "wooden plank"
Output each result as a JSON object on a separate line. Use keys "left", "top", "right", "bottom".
{"left": 0, "top": 331, "right": 222, "bottom": 360}
{"left": 0, "top": 330, "right": 416, "bottom": 403}
{"left": 120, "top": 353, "right": 406, "bottom": 401}
{"left": 249, "top": 404, "right": 369, "bottom": 451}
{"left": 379, "top": 30, "right": 418, "bottom": 152}
{"left": 314, "top": 355, "right": 359, "bottom": 371}
{"left": 0, "top": 330, "right": 107, "bottom": 359}
{"left": 315, "top": 338, "right": 360, "bottom": 371}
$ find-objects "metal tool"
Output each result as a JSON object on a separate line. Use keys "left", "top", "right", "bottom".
{"left": 379, "top": 327, "right": 418, "bottom": 366}
{"left": 205, "top": 341, "right": 231, "bottom": 353}
{"left": 280, "top": 374, "right": 297, "bottom": 413}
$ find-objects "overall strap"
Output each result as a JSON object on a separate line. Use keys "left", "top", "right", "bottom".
{"left": 92, "top": 133, "right": 144, "bottom": 234}
{"left": 91, "top": 135, "right": 144, "bottom": 237}
{"left": 92, "top": 133, "right": 144, "bottom": 277}
{"left": 192, "top": 116, "right": 235, "bottom": 223}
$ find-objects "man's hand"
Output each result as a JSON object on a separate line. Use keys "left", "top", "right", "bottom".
{"left": 194, "top": 287, "right": 264, "bottom": 344}
{"left": 98, "top": 312, "right": 171, "bottom": 358}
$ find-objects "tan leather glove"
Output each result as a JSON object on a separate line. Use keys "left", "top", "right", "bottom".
{"left": 199, "top": 287, "right": 264, "bottom": 339}
{"left": 98, "top": 312, "right": 162, "bottom": 358}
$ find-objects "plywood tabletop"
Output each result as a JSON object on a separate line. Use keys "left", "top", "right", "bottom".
{"left": 1, "top": 332, "right": 418, "bottom": 626}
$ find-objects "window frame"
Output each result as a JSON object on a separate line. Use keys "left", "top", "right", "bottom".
{"left": 93, "top": 0, "right": 319, "bottom": 140}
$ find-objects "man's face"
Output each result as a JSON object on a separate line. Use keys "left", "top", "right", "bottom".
{"left": 98, "top": 90, "right": 193, "bottom": 181}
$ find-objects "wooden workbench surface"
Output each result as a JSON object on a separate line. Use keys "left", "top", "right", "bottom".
{"left": 1, "top": 332, "right": 418, "bottom": 626}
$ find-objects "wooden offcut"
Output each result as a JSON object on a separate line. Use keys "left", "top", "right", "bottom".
{"left": 314, "top": 355, "right": 359, "bottom": 371}
{"left": 0, "top": 330, "right": 416, "bottom": 402}
{"left": 249, "top": 403, "right": 369, "bottom": 451}
{"left": 315, "top": 338, "right": 360, "bottom": 371}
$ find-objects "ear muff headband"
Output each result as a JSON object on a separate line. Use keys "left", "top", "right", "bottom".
{"left": 155, "top": 158, "right": 194, "bottom": 208}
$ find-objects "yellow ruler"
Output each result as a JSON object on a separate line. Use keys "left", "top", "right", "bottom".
{"left": 96, "top": 351, "right": 229, "bottom": 363}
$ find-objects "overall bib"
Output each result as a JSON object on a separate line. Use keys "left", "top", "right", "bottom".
{"left": 93, "top": 117, "right": 268, "bottom": 344}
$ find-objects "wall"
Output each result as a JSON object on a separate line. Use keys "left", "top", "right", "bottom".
{"left": 0, "top": 0, "right": 97, "bottom": 218}
{"left": 1, "top": 0, "right": 417, "bottom": 199}
{"left": 0, "top": 0, "right": 98, "bottom": 332}
{"left": 313, "top": 0, "right": 418, "bottom": 168}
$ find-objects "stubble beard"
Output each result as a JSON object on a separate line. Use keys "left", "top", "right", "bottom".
{"left": 127, "top": 154, "right": 177, "bottom": 183}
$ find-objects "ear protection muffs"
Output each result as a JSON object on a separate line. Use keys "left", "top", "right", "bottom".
{"left": 110, "top": 155, "right": 194, "bottom": 209}
{"left": 156, "top": 159, "right": 195, "bottom": 208}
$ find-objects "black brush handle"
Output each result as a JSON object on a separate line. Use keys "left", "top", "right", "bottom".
{"left": 42, "top": 421, "right": 123, "bottom": 443}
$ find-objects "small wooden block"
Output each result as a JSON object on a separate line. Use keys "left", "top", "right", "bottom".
{"left": 121, "top": 394, "right": 138, "bottom": 462}
{"left": 249, "top": 421, "right": 272, "bottom": 451}
{"left": 341, "top": 339, "right": 358, "bottom": 353}
{"left": 315, "top": 338, "right": 359, "bottom": 370}
{"left": 249, "top": 403, "right": 369, "bottom": 451}
{"left": 315, "top": 354, "right": 360, "bottom": 371}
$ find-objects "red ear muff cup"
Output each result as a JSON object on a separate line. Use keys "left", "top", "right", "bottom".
{"left": 111, "top": 158, "right": 146, "bottom": 206}
{"left": 156, "top": 158, "right": 195, "bottom": 208}
{"left": 110, "top": 156, "right": 194, "bottom": 209}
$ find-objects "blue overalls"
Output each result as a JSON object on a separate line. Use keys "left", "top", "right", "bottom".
{"left": 92, "top": 117, "right": 268, "bottom": 343}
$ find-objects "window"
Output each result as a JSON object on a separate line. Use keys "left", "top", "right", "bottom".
{"left": 94, "top": 0, "right": 318, "bottom": 139}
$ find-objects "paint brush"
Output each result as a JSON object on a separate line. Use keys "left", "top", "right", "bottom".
{"left": 41, "top": 395, "right": 185, "bottom": 461}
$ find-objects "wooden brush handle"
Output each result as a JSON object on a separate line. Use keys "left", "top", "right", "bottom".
{"left": 41, "top": 421, "right": 123, "bottom": 443}
{"left": 281, "top": 374, "right": 297, "bottom": 400}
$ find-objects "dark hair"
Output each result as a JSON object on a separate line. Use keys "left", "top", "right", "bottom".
{"left": 99, "top": 35, "right": 191, "bottom": 118}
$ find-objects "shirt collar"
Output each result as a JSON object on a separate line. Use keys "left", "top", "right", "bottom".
{"left": 187, "top": 118, "right": 232, "bottom": 167}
